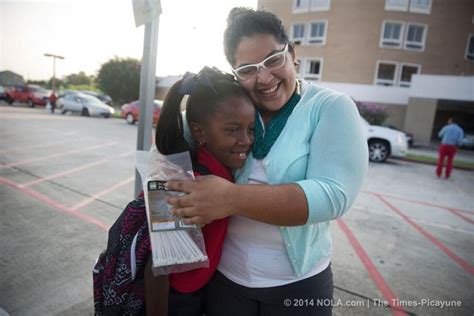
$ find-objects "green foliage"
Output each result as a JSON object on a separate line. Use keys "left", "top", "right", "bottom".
{"left": 27, "top": 79, "right": 47, "bottom": 86}
{"left": 355, "top": 101, "right": 388, "bottom": 125}
{"left": 97, "top": 57, "right": 140, "bottom": 105}
{"left": 67, "top": 84, "right": 100, "bottom": 92}
{"left": 27, "top": 78, "right": 65, "bottom": 90}
{"left": 47, "top": 77, "right": 65, "bottom": 90}
{"left": 65, "top": 71, "right": 93, "bottom": 86}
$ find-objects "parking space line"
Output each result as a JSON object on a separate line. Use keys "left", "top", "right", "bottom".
{"left": 70, "top": 176, "right": 134, "bottom": 211}
{"left": 352, "top": 206, "right": 474, "bottom": 235}
{"left": 20, "top": 158, "right": 108, "bottom": 187}
{"left": 373, "top": 194, "right": 474, "bottom": 275}
{"left": 0, "top": 139, "right": 74, "bottom": 154}
{"left": 0, "top": 142, "right": 117, "bottom": 169}
{"left": 443, "top": 208, "right": 474, "bottom": 225}
{"left": 362, "top": 190, "right": 474, "bottom": 217}
{"left": 336, "top": 219, "right": 408, "bottom": 316}
{"left": 19, "top": 151, "right": 134, "bottom": 187}
{"left": 0, "top": 177, "right": 109, "bottom": 231}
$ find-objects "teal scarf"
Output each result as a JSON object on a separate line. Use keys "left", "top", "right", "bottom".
{"left": 252, "top": 92, "right": 301, "bottom": 159}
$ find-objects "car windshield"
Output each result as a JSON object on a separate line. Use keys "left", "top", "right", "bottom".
{"left": 81, "top": 94, "right": 103, "bottom": 105}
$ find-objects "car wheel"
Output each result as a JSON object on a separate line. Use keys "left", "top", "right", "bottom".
{"left": 28, "top": 99, "right": 35, "bottom": 108}
{"left": 368, "top": 140, "right": 389, "bottom": 162}
{"left": 126, "top": 113, "right": 135, "bottom": 124}
{"left": 104, "top": 114, "right": 110, "bottom": 119}
{"left": 6, "top": 96, "right": 13, "bottom": 104}
{"left": 81, "top": 107, "right": 90, "bottom": 116}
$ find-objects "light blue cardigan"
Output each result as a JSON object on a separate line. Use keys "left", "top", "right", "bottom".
{"left": 234, "top": 82, "right": 368, "bottom": 277}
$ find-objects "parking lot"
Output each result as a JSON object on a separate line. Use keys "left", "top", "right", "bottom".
{"left": 0, "top": 103, "right": 473, "bottom": 315}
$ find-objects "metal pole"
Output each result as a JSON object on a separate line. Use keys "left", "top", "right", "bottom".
{"left": 44, "top": 53, "right": 64, "bottom": 91}
{"left": 134, "top": 17, "right": 160, "bottom": 197}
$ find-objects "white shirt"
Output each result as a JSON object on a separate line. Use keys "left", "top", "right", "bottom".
{"left": 218, "top": 160, "right": 330, "bottom": 288}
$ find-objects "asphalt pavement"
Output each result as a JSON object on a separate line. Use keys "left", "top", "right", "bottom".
{"left": 0, "top": 103, "right": 473, "bottom": 315}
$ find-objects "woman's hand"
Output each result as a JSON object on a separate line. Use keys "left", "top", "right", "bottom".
{"left": 166, "top": 175, "right": 237, "bottom": 225}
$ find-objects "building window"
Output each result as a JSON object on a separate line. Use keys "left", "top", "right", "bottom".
{"left": 385, "top": 0, "right": 431, "bottom": 13}
{"left": 308, "top": 21, "right": 327, "bottom": 45}
{"left": 291, "top": 24, "right": 306, "bottom": 45}
{"left": 385, "top": 0, "right": 408, "bottom": 11}
{"left": 409, "top": 0, "right": 431, "bottom": 14}
{"left": 375, "top": 61, "right": 398, "bottom": 86}
{"left": 375, "top": 61, "right": 421, "bottom": 87}
{"left": 466, "top": 34, "right": 474, "bottom": 61}
{"left": 380, "top": 21, "right": 404, "bottom": 48}
{"left": 304, "top": 59, "right": 323, "bottom": 80}
{"left": 399, "top": 63, "right": 420, "bottom": 87}
{"left": 310, "top": 0, "right": 330, "bottom": 11}
{"left": 404, "top": 23, "right": 427, "bottom": 51}
{"left": 293, "top": 0, "right": 310, "bottom": 13}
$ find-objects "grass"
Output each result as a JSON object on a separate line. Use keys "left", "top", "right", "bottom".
{"left": 112, "top": 109, "right": 122, "bottom": 118}
{"left": 404, "top": 153, "right": 474, "bottom": 170}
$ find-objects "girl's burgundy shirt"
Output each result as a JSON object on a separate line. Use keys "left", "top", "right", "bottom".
{"left": 169, "top": 147, "right": 233, "bottom": 293}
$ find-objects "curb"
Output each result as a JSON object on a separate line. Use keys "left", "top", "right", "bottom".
{"left": 397, "top": 157, "right": 474, "bottom": 171}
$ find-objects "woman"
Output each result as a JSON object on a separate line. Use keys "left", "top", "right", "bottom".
{"left": 167, "top": 8, "right": 368, "bottom": 315}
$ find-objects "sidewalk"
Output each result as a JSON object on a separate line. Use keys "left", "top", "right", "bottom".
{"left": 408, "top": 146, "right": 474, "bottom": 163}
{"left": 403, "top": 143, "right": 474, "bottom": 169}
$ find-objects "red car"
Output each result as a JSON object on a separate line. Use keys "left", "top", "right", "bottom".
{"left": 121, "top": 100, "right": 163, "bottom": 125}
{"left": 5, "top": 84, "right": 50, "bottom": 107}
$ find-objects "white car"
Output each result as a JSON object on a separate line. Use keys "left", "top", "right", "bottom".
{"left": 460, "top": 133, "right": 474, "bottom": 149}
{"left": 361, "top": 118, "right": 408, "bottom": 162}
{"left": 57, "top": 93, "right": 115, "bottom": 118}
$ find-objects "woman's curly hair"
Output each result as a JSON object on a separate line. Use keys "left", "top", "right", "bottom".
{"left": 223, "top": 7, "right": 291, "bottom": 66}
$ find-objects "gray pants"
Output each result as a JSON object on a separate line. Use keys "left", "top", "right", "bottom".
{"left": 205, "top": 265, "right": 333, "bottom": 316}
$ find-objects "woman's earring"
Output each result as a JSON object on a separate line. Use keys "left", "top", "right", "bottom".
{"left": 199, "top": 141, "right": 206, "bottom": 147}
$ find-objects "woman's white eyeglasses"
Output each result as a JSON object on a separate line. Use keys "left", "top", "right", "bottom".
{"left": 232, "top": 44, "right": 288, "bottom": 80}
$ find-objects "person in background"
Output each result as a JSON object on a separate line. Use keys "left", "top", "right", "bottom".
{"left": 166, "top": 7, "right": 368, "bottom": 316}
{"left": 436, "top": 117, "right": 464, "bottom": 179}
{"left": 49, "top": 91, "right": 57, "bottom": 114}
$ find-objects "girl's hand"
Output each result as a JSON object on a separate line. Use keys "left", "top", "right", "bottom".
{"left": 166, "top": 175, "right": 237, "bottom": 225}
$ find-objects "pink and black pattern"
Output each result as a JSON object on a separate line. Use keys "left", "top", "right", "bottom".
{"left": 93, "top": 195, "right": 151, "bottom": 316}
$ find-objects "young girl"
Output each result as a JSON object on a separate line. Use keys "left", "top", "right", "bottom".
{"left": 149, "top": 66, "right": 255, "bottom": 315}
{"left": 93, "top": 66, "right": 254, "bottom": 316}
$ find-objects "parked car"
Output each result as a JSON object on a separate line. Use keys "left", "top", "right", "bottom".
{"left": 362, "top": 118, "right": 408, "bottom": 162}
{"left": 80, "top": 90, "right": 113, "bottom": 105}
{"left": 57, "top": 93, "right": 114, "bottom": 118}
{"left": 121, "top": 100, "right": 163, "bottom": 125}
{"left": 459, "top": 133, "right": 474, "bottom": 150}
{"left": 380, "top": 123, "right": 414, "bottom": 146}
{"left": 4, "top": 84, "right": 50, "bottom": 107}
{"left": 58, "top": 89, "right": 78, "bottom": 98}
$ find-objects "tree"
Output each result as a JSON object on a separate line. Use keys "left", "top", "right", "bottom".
{"left": 96, "top": 57, "right": 140, "bottom": 105}
{"left": 355, "top": 101, "right": 388, "bottom": 125}
{"left": 27, "top": 79, "right": 47, "bottom": 86}
{"left": 65, "top": 71, "right": 92, "bottom": 86}
{"left": 47, "top": 77, "right": 65, "bottom": 90}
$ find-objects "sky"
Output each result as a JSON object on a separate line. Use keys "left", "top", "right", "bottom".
{"left": 0, "top": 0, "right": 257, "bottom": 81}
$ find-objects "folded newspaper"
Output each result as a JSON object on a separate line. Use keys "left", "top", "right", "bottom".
{"left": 136, "top": 148, "right": 209, "bottom": 276}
